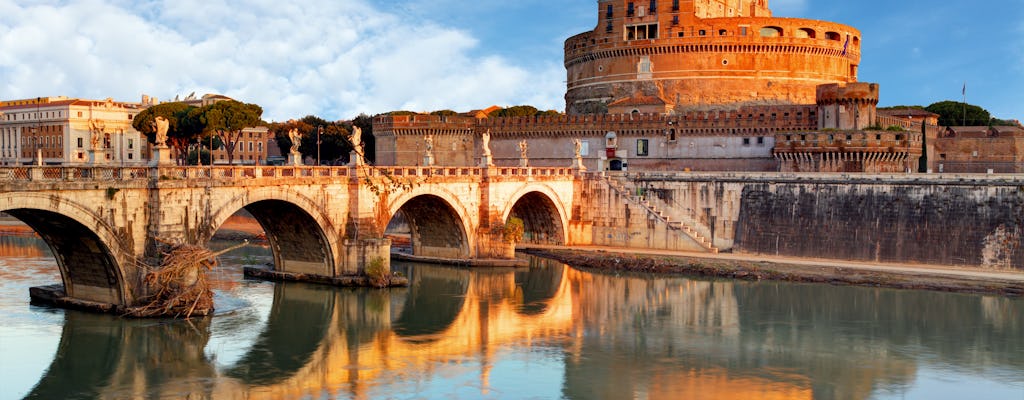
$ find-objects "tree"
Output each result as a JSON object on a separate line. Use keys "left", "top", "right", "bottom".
{"left": 132, "top": 102, "right": 200, "bottom": 164}
{"left": 195, "top": 101, "right": 264, "bottom": 165}
{"left": 430, "top": 110, "right": 458, "bottom": 116}
{"left": 490, "top": 105, "right": 540, "bottom": 118}
{"left": 925, "top": 101, "right": 991, "bottom": 127}
{"left": 268, "top": 115, "right": 354, "bottom": 165}
{"left": 269, "top": 119, "right": 313, "bottom": 157}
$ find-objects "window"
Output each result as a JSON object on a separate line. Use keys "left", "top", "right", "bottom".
{"left": 627, "top": 2, "right": 634, "bottom": 17}
{"left": 742, "top": 138, "right": 751, "bottom": 146}
{"left": 795, "top": 28, "right": 816, "bottom": 39}
{"left": 672, "top": 15, "right": 679, "bottom": 25}
{"left": 128, "top": 153, "right": 133, "bottom": 160}
{"left": 672, "top": 0, "right": 679, "bottom": 11}
{"left": 757, "top": 137, "right": 765, "bottom": 145}
{"left": 719, "top": 29, "right": 727, "bottom": 36}
{"left": 648, "top": 0, "right": 656, "bottom": 13}
{"left": 825, "top": 31, "right": 842, "bottom": 41}
{"left": 77, "top": 137, "right": 83, "bottom": 148}
{"left": 759, "top": 26, "right": 783, "bottom": 37}
{"left": 128, "top": 139, "right": 134, "bottom": 149}
{"left": 625, "top": 23, "right": 659, "bottom": 40}
{"left": 78, "top": 111, "right": 83, "bottom": 117}
{"left": 607, "top": 22, "right": 614, "bottom": 33}
{"left": 248, "top": 141, "right": 254, "bottom": 152}
{"left": 740, "top": 26, "right": 748, "bottom": 36}
{"left": 699, "top": 29, "right": 706, "bottom": 36}
{"left": 606, "top": 4, "right": 613, "bottom": 19}
{"left": 637, "top": 139, "right": 649, "bottom": 156}
{"left": 258, "top": 142, "right": 263, "bottom": 153}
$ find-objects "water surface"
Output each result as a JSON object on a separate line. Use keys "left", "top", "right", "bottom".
{"left": 0, "top": 234, "right": 1021, "bottom": 399}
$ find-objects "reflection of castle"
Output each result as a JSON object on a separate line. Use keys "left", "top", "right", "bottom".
{"left": 374, "top": 1, "right": 924, "bottom": 173}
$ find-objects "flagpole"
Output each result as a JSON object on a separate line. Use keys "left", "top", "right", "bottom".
{"left": 962, "top": 82, "right": 966, "bottom": 126}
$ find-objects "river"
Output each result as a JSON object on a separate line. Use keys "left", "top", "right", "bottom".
{"left": 0, "top": 231, "right": 1021, "bottom": 399}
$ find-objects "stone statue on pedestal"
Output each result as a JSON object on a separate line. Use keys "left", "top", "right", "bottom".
{"left": 424, "top": 134, "right": 435, "bottom": 166}
{"left": 572, "top": 138, "right": 587, "bottom": 171}
{"left": 480, "top": 129, "right": 493, "bottom": 167}
{"left": 153, "top": 116, "right": 169, "bottom": 147}
{"left": 518, "top": 139, "right": 529, "bottom": 167}
{"left": 288, "top": 128, "right": 303, "bottom": 166}
{"left": 350, "top": 126, "right": 364, "bottom": 166}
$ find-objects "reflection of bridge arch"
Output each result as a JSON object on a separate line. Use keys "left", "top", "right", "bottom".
{"left": 388, "top": 192, "right": 473, "bottom": 259}
{"left": 224, "top": 283, "right": 336, "bottom": 386}
{"left": 207, "top": 188, "right": 339, "bottom": 276}
{"left": 393, "top": 266, "right": 470, "bottom": 341}
{"left": 0, "top": 193, "right": 128, "bottom": 305}
{"left": 502, "top": 185, "right": 569, "bottom": 245}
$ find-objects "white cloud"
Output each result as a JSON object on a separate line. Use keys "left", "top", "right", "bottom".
{"left": 0, "top": 0, "right": 566, "bottom": 121}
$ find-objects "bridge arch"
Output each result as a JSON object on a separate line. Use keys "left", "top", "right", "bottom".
{"left": 0, "top": 193, "right": 129, "bottom": 305}
{"left": 206, "top": 188, "right": 339, "bottom": 277}
{"left": 501, "top": 185, "right": 569, "bottom": 245}
{"left": 388, "top": 189, "right": 473, "bottom": 259}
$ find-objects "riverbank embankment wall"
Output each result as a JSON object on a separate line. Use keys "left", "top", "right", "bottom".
{"left": 611, "top": 173, "right": 1023, "bottom": 270}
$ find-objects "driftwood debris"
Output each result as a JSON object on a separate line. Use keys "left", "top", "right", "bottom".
{"left": 125, "top": 239, "right": 247, "bottom": 318}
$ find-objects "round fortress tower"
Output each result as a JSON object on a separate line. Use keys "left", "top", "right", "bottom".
{"left": 565, "top": 0, "right": 862, "bottom": 115}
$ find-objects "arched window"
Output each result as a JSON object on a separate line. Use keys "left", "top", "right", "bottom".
{"left": 795, "top": 28, "right": 816, "bottom": 39}
{"left": 852, "top": 36, "right": 860, "bottom": 46}
{"left": 759, "top": 26, "right": 783, "bottom": 37}
{"left": 825, "top": 31, "right": 842, "bottom": 41}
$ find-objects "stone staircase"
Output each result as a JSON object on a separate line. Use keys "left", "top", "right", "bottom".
{"left": 603, "top": 176, "right": 719, "bottom": 253}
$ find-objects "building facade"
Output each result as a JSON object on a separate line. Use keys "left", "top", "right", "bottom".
{"left": 933, "top": 126, "right": 1024, "bottom": 173}
{"left": 0, "top": 97, "right": 145, "bottom": 166}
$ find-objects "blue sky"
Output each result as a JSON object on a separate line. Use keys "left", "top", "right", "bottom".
{"left": 1, "top": 0, "right": 1021, "bottom": 122}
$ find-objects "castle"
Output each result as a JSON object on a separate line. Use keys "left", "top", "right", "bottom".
{"left": 373, "top": 0, "right": 924, "bottom": 173}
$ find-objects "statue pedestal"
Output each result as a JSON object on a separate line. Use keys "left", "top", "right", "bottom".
{"left": 289, "top": 152, "right": 303, "bottom": 166}
{"left": 88, "top": 150, "right": 104, "bottom": 166}
{"left": 424, "top": 153, "right": 434, "bottom": 166}
{"left": 149, "top": 145, "right": 173, "bottom": 167}
{"left": 519, "top": 158, "right": 528, "bottom": 168}
{"left": 349, "top": 151, "right": 363, "bottom": 167}
{"left": 480, "top": 154, "right": 493, "bottom": 168}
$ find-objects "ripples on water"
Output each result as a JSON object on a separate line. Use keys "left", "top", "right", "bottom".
{"left": 0, "top": 234, "right": 1022, "bottom": 400}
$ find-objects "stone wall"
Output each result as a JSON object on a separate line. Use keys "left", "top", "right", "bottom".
{"left": 627, "top": 173, "right": 1024, "bottom": 270}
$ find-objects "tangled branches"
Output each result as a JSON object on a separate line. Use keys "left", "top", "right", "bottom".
{"left": 125, "top": 240, "right": 247, "bottom": 318}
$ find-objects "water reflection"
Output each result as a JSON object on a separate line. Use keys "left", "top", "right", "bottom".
{"left": 1, "top": 233, "right": 1022, "bottom": 399}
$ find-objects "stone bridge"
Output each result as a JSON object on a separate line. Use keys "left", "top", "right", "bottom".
{"left": 0, "top": 165, "right": 591, "bottom": 308}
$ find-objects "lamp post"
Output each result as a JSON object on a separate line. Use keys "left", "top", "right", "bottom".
{"left": 316, "top": 126, "right": 322, "bottom": 166}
